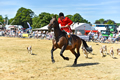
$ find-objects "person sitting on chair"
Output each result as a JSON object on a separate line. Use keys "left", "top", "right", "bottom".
{"left": 58, "top": 12, "right": 73, "bottom": 45}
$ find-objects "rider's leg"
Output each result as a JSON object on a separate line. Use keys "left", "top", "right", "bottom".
{"left": 67, "top": 32, "right": 72, "bottom": 45}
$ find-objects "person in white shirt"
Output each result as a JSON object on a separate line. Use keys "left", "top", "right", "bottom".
{"left": 88, "top": 30, "right": 94, "bottom": 41}
{"left": 93, "top": 32, "right": 98, "bottom": 41}
{"left": 113, "top": 32, "right": 120, "bottom": 43}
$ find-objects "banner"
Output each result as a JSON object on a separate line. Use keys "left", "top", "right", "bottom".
{"left": 27, "top": 22, "right": 32, "bottom": 29}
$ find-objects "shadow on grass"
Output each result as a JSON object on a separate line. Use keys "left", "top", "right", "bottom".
{"left": 102, "top": 55, "right": 106, "bottom": 57}
{"left": 113, "top": 57, "right": 118, "bottom": 59}
{"left": 91, "top": 53, "right": 96, "bottom": 55}
{"left": 87, "top": 57, "right": 92, "bottom": 59}
{"left": 31, "top": 53, "right": 37, "bottom": 55}
{"left": 66, "top": 62, "right": 99, "bottom": 67}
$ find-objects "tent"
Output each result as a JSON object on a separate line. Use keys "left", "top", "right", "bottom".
{"left": 5, "top": 25, "right": 23, "bottom": 30}
{"left": 32, "top": 25, "right": 48, "bottom": 31}
{"left": 9, "top": 25, "right": 16, "bottom": 28}
{"left": 117, "top": 26, "right": 120, "bottom": 31}
{"left": 74, "top": 23, "right": 95, "bottom": 30}
{"left": 32, "top": 23, "right": 95, "bottom": 31}
{"left": 73, "top": 23, "right": 95, "bottom": 35}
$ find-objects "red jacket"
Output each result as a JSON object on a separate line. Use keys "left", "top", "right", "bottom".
{"left": 58, "top": 17, "right": 73, "bottom": 33}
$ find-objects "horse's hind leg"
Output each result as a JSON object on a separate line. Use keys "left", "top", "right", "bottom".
{"left": 51, "top": 46, "right": 57, "bottom": 63}
{"left": 70, "top": 48, "right": 80, "bottom": 65}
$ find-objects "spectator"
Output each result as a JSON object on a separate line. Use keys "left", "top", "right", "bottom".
{"left": 98, "top": 32, "right": 102, "bottom": 41}
{"left": 107, "top": 35, "right": 112, "bottom": 43}
{"left": 88, "top": 30, "right": 94, "bottom": 41}
{"left": 93, "top": 32, "right": 98, "bottom": 41}
{"left": 113, "top": 32, "right": 120, "bottom": 43}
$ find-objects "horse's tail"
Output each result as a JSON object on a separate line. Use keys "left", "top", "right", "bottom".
{"left": 81, "top": 39, "right": 93, "bottom": 53}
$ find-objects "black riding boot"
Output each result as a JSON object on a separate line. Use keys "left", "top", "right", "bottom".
{"left": 68, "top": 35, "right": 72, "bottom": 45}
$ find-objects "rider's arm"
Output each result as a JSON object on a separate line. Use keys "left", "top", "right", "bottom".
{"left": 66, "top": 17, "right": 73, "bottom": 27}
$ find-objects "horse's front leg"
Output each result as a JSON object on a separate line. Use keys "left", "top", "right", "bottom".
{"left": 60, "top": 45, "right": 69, "bottom": 60}
{"left": 51, "top": 46, "right": 56, "bottom": 63}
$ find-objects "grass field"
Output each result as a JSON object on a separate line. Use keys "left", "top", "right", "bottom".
{"left": 0, "top": 37, "right": 120, "bottom": 80}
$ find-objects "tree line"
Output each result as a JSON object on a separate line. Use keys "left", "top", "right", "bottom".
{"left": 0, "top": 7, "right": 119, "bottom": 29}
{"left": 94, "top": 18, "right": 117, "bottom": 25}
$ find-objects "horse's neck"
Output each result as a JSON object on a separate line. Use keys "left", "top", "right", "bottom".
{"left": 53, "top": 24, "right": 62, "bottom": 40}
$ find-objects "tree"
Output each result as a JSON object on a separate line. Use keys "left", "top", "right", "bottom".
{"left": 116, "top": 23, "right": 120, "bottom": 26}
{"left": 71, "top": 13, "right": 82, "bottom": 22}
{"left": 99, "top": 18, "right": 104, "bottom": 24}
{"left": 31, "top": 15, "right": 40, "bottom": 28}
{"left": 103, "top": 19, "right": 116, "bottom": 25}
{"left": 9, "top": 18, "right": 14, "bottom": 25}
{"left": 106, "top": 20, "right": 114, "bottom": 25}
{"left": 95, "top": 19, "right": 116, "bottom": 25}
{"left": 0, "top": 15, "right": 4, "bottom": 25}
{"left": 13, "top": 7, "right": 34, "bottom": 28}
{"left": 94, "top": 20, "right": 100, "bottom": 24}
{"left": 38, "top": 12, "right": 52, "bottom": 27}
{"left": 32, "top": 12, "right": 59, "bottom": 28}
{"left": 66, "top": 15, "right": 73, "bottom": 20}
{"left": 70, "top": 13, "right": 90, "bottom": 24}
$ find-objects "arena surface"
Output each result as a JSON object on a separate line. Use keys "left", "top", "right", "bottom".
{"left": 0, "top": 37, "right": 120, "bottom": 80}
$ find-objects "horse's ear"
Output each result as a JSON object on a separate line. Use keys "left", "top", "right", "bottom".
{"left": 52, "top": 16, "right": 53, "bottom": 19}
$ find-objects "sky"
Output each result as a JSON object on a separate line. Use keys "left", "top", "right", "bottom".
{"left": 0, "top": 0, "right": 120, "bottom": 24}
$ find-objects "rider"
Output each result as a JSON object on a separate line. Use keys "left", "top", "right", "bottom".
{"left": 58, "top": 12, "right": 73, "bottom": 45}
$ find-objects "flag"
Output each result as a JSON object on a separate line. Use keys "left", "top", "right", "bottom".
{"left": 27, "top": 22, "right": 32, "bottom": 29}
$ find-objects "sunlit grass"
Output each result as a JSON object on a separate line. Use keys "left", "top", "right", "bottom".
{"left": 0, "top": 37, "right": 120, "bottom": 80}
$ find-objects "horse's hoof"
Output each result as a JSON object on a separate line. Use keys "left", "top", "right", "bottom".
{"left": 65, "top": 57, "right": 69, "bottom": 60}
{"left": 72, "top": 64, "right": 76, "bottom": 66}
{"left": 52, "top": 60, "right": 55, "bottom": 63}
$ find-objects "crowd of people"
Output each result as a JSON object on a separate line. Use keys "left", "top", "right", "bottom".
{"left": 0, "top": 29, "right": 54, "bottom": 40}
{"left": 0, "top": 29, "right": 120, "bottom": 43}
{"left": 87, "top": 30, "right": 120, "bottom": 43}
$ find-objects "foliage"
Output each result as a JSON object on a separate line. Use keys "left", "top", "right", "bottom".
{"left": 31, "top": 15, "right": 40, "bottom": 28}
{"left": 1, "top": 7, "right": 91, "bottom": 29}
{"left": 94, "top": 20, "right": 100, "bottom": 24}
{"left": 32, "top": 12, "right": 58, "bottom": 28}
{"left": 66, "top": 13, "right": 90, "bottom": 24}
{"left": 95, "top": 18, "right": 116, "bottom": 25}
{"left": 13, "top": 7, "right": 34, "bottom": 28}
{"left": 71, "top": 13, "right": 82, "bottom": 22}
{"left": 9, "top": 18, "right": 14, "bottom": 25}
{"left": 0, "top": 15, "right": 4, "bottom": 25}
{"left": 116, "top": 23, "right": 120, "bottom": 26}
{"left": 99, "top": 18, "right": 104, "bottom": 24}
{"left": 65, "top": 15, "right": 73, "bottom": 20}
{"left": 106, "top": 20, "right": 114, "bottom": 25}
{"left": 94, "top": 18, "right": 104, "bottom": 24}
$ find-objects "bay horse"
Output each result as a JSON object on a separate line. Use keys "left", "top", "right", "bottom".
{"left": 48, "top": 17, "right": 92, "bottom": 65}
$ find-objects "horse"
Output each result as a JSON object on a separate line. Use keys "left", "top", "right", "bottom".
{"left": 48, "top": 16, "right": 92, "bottom": 65}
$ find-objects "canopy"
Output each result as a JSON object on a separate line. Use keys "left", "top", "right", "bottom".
{"left": 117, "top": 26, "right": 120, "bottom": 31}
{"left": 32, "top": 25, "right": 48, "bottom": 30}
{"left": 32, "top": 23, "right": 95, "bottom": 31}
{"left": 9, "top": 25, "right": 16, "bottom": 28}
{"left": 74, "top": 23, "right": 95, "bottom": 30}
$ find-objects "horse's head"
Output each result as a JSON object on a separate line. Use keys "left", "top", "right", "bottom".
{"left": 48, "top": 16, "right": 58, "bottom": 31}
